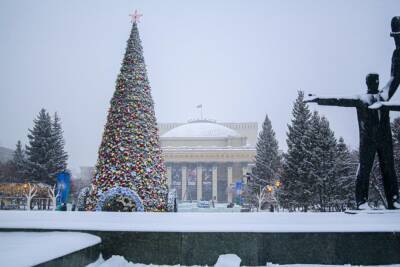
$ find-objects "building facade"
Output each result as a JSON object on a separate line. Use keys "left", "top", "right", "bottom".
{"left": 159, "top": 120, "right": 257, "bottom": 203}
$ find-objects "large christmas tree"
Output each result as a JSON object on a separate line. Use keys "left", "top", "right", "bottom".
{"left": 86, "top": 12, "right": 168, "bottom": 212}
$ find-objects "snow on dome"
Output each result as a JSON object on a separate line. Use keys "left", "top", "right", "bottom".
{"left": 162, "top": 120, "right": 241, "bottom": 138}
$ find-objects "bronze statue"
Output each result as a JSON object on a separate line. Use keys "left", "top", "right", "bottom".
{"left": 306, "top": 17, "right": 400, "bottom": 209}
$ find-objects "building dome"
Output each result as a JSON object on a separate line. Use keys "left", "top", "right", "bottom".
{"left": 161, "top": 120, "right": 241, "bottom": 139}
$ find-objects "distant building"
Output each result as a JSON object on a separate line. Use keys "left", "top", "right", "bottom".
{"left": 80, "top": 166, "right": 95, "bottom": 181}
{"left": 159, "top": 120, "right": 257, "bottom": 203}
{"left": 0, "top": 146, "right": 14, "bottom": 163}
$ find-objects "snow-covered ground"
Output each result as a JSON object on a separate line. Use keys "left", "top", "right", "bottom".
{"left": 0, "top": 231, "right": 100, "bottom": 267}
{"left": 0, "top": 210, "right": 399, "bottom": 232}
{"left": 178, "top": 202, "right": 242, "bottom": 212}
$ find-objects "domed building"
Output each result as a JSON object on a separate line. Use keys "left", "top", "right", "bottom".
{"left": 159, "top": 120, "right": 257, "bottom": 203}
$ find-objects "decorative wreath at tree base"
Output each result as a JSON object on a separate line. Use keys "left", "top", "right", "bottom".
{"left": 95, "top": 187, "right": 144, "bottom": 212}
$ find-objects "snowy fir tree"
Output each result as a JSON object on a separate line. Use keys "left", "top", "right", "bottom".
{"left": 50, "top": 112, "right": 68, "bottom": 175}
{"left": 334, "top": 137, "right": 356, "bottom": 210}
{"left": 25, "top": 109, "right": 57, "bottom": 184}
{"left": 281, "top": 92, "right": 364, "bottom": 211}
{"left": 307, "top": 114, "right": 337, "bottom": 211}
{"left": 281, "top": 91, "right": 312, "bottom": 211}
{"left": 253, "top": 114, "right": 281, "bottom": 183}
{"left": 300, "top": 111, "right": 321, "bottom": 210}
{"left": 86, "top": 16, "right": 168, "bottom": 212}
{"left": 251, "top": 114, "right": 281, "bottom": 210}
{"left": 391, "top": 117, "right": 400, "bottom": 184}
{"left": 12, "top": 140, "right": 27, "bottom": 181}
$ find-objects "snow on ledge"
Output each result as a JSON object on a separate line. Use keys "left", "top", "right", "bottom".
{"left": 0, "top": 231, "right": 101, "bottom": 267}
{"left": 0, "top": 211, "right": 399, "bottom": 233}
{"left": 369, "top": 101, "right": 400, "bottom": 109}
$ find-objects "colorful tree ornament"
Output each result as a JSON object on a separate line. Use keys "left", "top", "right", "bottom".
{"left": 86, "top": 11, "right": 168, "bottom": 212}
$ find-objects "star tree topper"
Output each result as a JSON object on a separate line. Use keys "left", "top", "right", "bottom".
{"left": 129, "top": 10, "right": 143, "bottom": 23}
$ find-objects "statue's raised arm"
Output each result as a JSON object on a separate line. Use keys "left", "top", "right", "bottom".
{"left": 305, "top": 94, "right": 360, "bottom": 107}
{"left": 379, "top": 17, "right": 400, "bottom": 101}
{"left": 306, "top": 74, "right": 381, "bottom": 108}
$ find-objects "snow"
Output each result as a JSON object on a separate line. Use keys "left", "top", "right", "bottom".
{"left": 0, "top": 231, "right": 101, "bottom": 267}
{"left": 369, "top": 101, "right": 400, "bottom": 109}
{"left": 0, "top": 210, "right": 400, "bottom": 233}
{"left": 161, "top": 121, "right": 241, "bottom": 138}
{"left": 178, "top": 202, "right": 241, "bottom": 212}
{"left": 86, "top": 254, "right": 400, "bottom": 267}
{"left": 304, "top": 94, "right": 362, "bottom": 102}
{"left": 304, "top": 94, "right": 383, "bottom": 105}
{"left": 87, "top": 255, "right": 205, "bottom": 267}
{"left": 87, "top": 254, "right": 241, "bottom": 267}
{"left": 214, "top": 254, "right": 241, "bottom": 267}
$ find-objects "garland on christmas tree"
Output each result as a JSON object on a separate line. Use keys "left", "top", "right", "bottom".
{"left": 86, "top": 13, "right": 168, "bottom": 212}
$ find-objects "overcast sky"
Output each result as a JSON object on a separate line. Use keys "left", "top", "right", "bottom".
{"left": 0, "top": 0, "right": 399, "bottom": 172}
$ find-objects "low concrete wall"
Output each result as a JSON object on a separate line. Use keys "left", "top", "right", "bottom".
{"left": 89, "top": 231, "right": 400, "bottom": 266}
{"left": 35, "top": 243, "right": 100, "bottom": 267}
{"left": 2, "top": 229, "right": 400, "bottom": 266}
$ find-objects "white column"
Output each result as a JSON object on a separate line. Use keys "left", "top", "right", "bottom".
{"left": 182, "top": 166, "right": 187, "bottom": 201}
{"left": 242, "top": 166, "right": 248, "bottom": 184}
{"left": 212, "top": 165, "right": 218, "bottom": 202}
{"left": 166, "top": 166, "right": 172, "bottom": 188}
{"left": 227, "top": 166, "right": 233, "bottom": 203}
{"left": 197, "top": 166, "right": 202, "bottom": 201}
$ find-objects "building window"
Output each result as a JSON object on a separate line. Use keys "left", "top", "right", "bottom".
{"left": 186, "top": 164, "right": 197, "bottom": 201}
{"left": 171, "top": 164, "right": 182, "bottom": 200}
{"left": 202, "top": 164, "right": 213, "bottom": 201}
{"left": 217, "top": 163, "right": 228, "bottom": 202}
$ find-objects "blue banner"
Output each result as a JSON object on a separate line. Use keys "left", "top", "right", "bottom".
{"left": 235, "top": 181, "right": 243, "bottom": 192}
{"left": 56, "top": 172, "right": 70, "bottom": 206}
{"left": 235, "top": 181, "right": 243, "bottom": 205}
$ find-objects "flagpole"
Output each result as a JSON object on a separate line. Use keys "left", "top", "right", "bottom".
{"left": 197, "top": 104, "right": 203, "bottom": 120}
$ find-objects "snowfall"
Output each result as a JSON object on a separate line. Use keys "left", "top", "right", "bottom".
{"left": 0, "top": 210, "right": 399, "bottom": 267}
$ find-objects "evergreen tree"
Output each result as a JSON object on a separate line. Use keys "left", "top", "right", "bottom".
{"left": 334, "top": 137, "right": 356, "bottom": 210}
{"left": 391, "top": 117, "right": 400, "bottom": 184}
{"left": 51, "top": 112, "right": 68, "bottom": 174}
{"left": 254, "top": 114, "right": 281, "bottom": 183}
{"left": 251, "top": 114, "right": 281, "bottom": 210}
{"left": 281, "top": 91, "right": 312, "bottom": 211}
{"left": 13, "top": 140, "right": 26, "bottom": 181}
{"left": 86, "top": 17, "right": 168, "bottom": 211}
{"left": 309, "top": 115, "right": 337, "bottom": 211}
{"left": 302, "top": 111, "right": 321, "bottom": 210}
{"left": 25, "top": 108, "right": 56, "bottom": 184}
